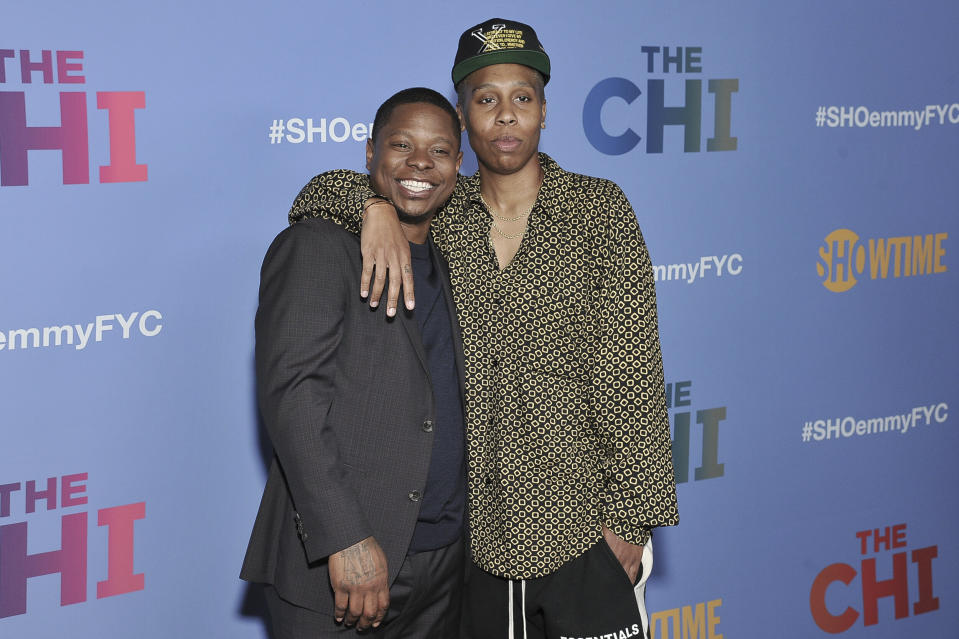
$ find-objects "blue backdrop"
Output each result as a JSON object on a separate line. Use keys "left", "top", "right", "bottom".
{"left": 1, "top": 1, "right": 956, "bottom": 637}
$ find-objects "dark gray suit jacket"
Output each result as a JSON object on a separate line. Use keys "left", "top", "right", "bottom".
{"left": 240, "top": 217, "right": 465, "bottom": 613}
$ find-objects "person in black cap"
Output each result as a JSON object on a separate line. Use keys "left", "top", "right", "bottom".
{"left": 287, "top": 18, "right": 679, "bottom": 639}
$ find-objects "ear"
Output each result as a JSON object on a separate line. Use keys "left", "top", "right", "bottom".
{"left": 456, "top": 104, "right": 467, "bottom": 131}
{"left": 540, "top": 99, "right": 547, "bottom": 127}
{"left": 365, "top": 138, "right": 375, "bottom": 172}
{"left": 455, "top": 150, "right": 464, "bottom": 174}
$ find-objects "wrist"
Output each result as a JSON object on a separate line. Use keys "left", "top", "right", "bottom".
{"left": 362, "top": 195, "right": 395, "bottom": 218}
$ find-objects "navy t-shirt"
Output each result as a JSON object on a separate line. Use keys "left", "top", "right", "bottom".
{"left": 407, "top": 240, "right": 465, "bottom": 552}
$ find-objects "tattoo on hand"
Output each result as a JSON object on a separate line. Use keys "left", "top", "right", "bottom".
{"left": 338, "top": 541, "right": 377, "bottom": 585}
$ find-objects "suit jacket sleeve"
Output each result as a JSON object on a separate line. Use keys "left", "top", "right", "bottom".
{"left": 592, "top": 182, "right": 679, "bottom": 545}
{"left": 255, "top": 222, "right": 372, "bottom": 562}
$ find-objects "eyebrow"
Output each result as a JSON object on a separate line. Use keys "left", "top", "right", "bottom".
{"left": 471, "top": 80, "right": 535, "bottom": 94}
{"left": 387, "top": 130, "right": 457, "bottom": 146}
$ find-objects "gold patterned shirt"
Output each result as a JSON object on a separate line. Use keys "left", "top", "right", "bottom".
{"left": 289, "top": 154, "right": 679, "bottom": 579}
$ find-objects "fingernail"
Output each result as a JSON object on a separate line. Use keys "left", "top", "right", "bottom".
{"left": 361, "top": 289, "right": 368, "bottom": 298}
{"left": 387, "top": 306, "right": 396, "bottom": 317}
{"left": 370, "top": 300, "right": 378, "bottom": 308}
{"left": 406, "top": 299, "right": 415, "bottom": 310}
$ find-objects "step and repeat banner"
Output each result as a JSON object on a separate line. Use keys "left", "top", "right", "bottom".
{"left": 2, "top": 1, "right": 956, "bottom": 637}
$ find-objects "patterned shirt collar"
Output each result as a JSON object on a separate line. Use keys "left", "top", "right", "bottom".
{"left": 461, "top": 153, "right": 572, "bottom": 221}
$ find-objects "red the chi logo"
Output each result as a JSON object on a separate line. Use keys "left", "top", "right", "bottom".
{"left": 809, "top": 523, "right": 939, "bottom": 633}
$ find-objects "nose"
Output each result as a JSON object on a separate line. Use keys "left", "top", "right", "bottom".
{"left": 496, "top": 102, "right": 517, "bottom": 126}
{"left": 408, "top": 146, "right": 434, "bottom": 170}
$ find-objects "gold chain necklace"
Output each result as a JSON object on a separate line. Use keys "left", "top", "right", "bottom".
{"left": 481, "top": 193, "right": 533, "bottom": 240}
{"left": 480, "top": 193, "right": 534, "bottom": 222}
{"left": 490, "top": 222, "right": 527, "bottom": 239}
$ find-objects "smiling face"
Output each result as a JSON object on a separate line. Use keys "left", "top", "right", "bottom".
{"left": 366, "top": 102, "right": 462, "bottom": 229}
{"left": 457, "top": 63, "right": 546, "bottom": 176}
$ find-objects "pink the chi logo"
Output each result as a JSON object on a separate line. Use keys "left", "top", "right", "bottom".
{"left": 0, "top": 48, "right": 147, "bottom": 187}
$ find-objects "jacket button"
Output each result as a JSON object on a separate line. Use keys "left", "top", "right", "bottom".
{"left": 422, "top": 420, "right": 434, "bottom": 432}
{"left": 408, "top": 490, "right": 422, "bottom": 502}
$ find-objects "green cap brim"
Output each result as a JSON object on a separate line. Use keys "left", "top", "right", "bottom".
{"left": 452, "top": 50, "right": 550, "bottom": 87}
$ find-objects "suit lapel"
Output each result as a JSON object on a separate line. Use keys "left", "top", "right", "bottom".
{"left": 397, "top": 305, "right": 430, "bottom": 384}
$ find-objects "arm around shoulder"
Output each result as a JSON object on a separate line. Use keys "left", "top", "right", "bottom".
{"left": 288, "top": 169, "right": 375, "bottom": 232}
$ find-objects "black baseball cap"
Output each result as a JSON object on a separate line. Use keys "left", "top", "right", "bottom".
{"left": 452, "top": 18, "right": 550, "bottom": 87}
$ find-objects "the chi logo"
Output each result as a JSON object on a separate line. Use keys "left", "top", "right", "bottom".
{"left": 0, "top": 48, "right": 147, "bottom": 187}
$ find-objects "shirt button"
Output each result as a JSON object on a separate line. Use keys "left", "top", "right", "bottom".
{"left": 422, "top": 420, "right": 434, "bottom": 432}
{"left": 491, "top": 358, "right": 499, "bottom": 368}
{"left": 408, "top": 490, "right": 422, "bottom": 502}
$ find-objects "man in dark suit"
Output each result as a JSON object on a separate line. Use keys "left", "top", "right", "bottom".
{"left": 241, "top": 88, "right": 465, "bottom": 638}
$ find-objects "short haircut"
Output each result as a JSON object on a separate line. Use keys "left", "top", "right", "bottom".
{"left": 371, "top": 87, "right": 461, "bottom": 147}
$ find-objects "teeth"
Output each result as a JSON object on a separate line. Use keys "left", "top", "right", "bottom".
{"left": 400, "top": 179, "right": 434, "bottom": 192}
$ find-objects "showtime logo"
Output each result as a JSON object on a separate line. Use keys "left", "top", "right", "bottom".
{"left": 0, "top": 48, "right": 146, "bottom": 186}
{"left": 817, "top": 228, "right": 947, "bottom": 292}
